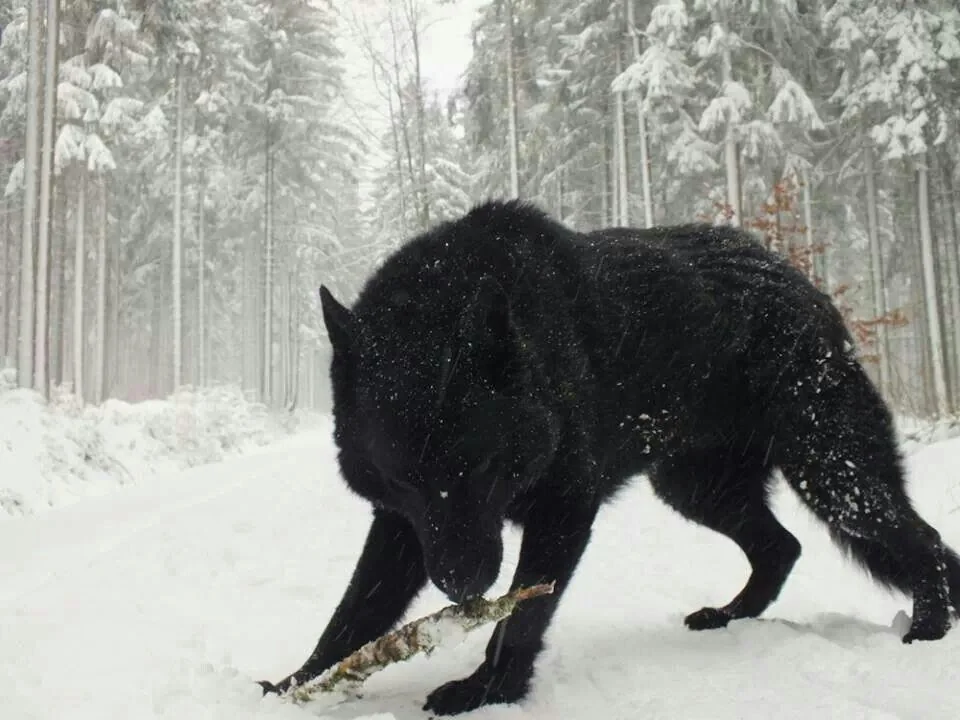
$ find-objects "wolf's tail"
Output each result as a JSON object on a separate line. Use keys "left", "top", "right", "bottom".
{"left": 827, "top": 528, "right": 960, "bottom": 613}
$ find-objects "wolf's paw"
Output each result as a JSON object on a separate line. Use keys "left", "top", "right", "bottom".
{"left": 258, "top": 676, "right": 300, "bottom": 696}
{"left": 902, "top": 614, "right": 951, "bottom": 644}
{"left": 423, "top": 671, "right": 526, "bottom": 716}
{"left": 258, "top": 680, "right": 283, "bottom": 695}
{"left": 684, "top": 606, "right": 733, "bottom": 630}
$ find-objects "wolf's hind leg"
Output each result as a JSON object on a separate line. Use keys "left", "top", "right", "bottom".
{"left": 651, "top": 450, "right": 801, "bottom": 630}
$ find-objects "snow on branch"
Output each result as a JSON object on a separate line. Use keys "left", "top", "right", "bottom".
{"left": 55, "top": 124, "right": 87, "bottom": 171}
{"left": 768, "top": 68, "right": 825, "bottom": 130}
{"left": 85, "top": 133, "right": 117, "bottom": 173}
{"left": 611, "top": 44, "right": 694, "bottom": 99}
{"left": 88, "top": 63, "right": 123, "bottom": 91}
{"left": 57, "top": 81, "right": 98, "bottom": 121}
{"left": 59, "top": 57, "right": 92, "bottom": 90}
{"left": 100, "top": 97, "right": 145, "bottom": 130}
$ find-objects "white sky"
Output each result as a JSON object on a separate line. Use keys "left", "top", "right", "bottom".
{"left": 418, "top": 0, "right": 486, "bottom": 97}
{"left": 335, "top": 0, "right": 485, "bottom": 179}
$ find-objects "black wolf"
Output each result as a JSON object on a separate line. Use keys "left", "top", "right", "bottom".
{"left": 261, "top": 200, "right": 960, "bottom": 715}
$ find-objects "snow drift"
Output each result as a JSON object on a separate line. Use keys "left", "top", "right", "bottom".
{"left": 0, "top": 368, "right": 319, "bottom": 517}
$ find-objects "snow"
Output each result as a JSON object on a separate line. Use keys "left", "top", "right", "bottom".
{"left": 2, "top": 408, "right": 960, "bottom": 719}
{"left": 85, "top": 131, "right": 117, "bottom": 172}
{"left": 611, "top": 44, "right": 694, "bottom": 99}
{"left": 100, "top": 96, "right": 145, "bottom": 131}
{"left": 0, "top": 376, "right": 311, "bottom": 517}
{"left": 88, "top": 62, "right": 123, "bottom": 91}
{"left": 768, "top": 73, "right": 826, "bottom": 130}
{"left": 699, "top": 81, "right": 752, "bottom": 134}
{"left": 54, "top": 122, "right": 88, "bottom": 167}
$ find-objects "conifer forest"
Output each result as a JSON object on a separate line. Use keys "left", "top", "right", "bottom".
{"left": 1, "top": 0, "right": 959, "bottom": 420}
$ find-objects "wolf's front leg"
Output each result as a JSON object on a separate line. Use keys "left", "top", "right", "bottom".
{"left": 422, "top": 490, "right": 599, "bottom": 716}
{"left": 260, "top": 509, "right": 427, "bottom": 693}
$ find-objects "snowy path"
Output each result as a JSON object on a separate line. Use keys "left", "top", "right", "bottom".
{"left": 3, "top": 421, "right": 960, "bottom": 720}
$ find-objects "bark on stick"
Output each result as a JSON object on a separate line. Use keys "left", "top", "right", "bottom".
{"left": 289, "top": 582, "right": 556, "bottom": 704}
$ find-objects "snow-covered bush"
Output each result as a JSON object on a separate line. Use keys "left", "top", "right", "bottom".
{"left": 110, "top": 386, "right": 288, "bottom": 467}
{"left": 897, "top": 415, "right": 960, "bottom": 453}
{"left": 0, "top": 383, "right": 319, "bottom": 518}
{"left": 0, "top": 367, "right": 16, "bottom": 394}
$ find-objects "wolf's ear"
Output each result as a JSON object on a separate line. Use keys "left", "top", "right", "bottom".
{"left": 319, "top": 285, "right": 357, "bottom": 355}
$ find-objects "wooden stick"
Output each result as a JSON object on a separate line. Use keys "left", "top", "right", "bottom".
{"left": 289, "top": 581, "right": 556, "bottom": 704}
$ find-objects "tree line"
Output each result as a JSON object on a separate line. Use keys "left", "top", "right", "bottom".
{"left": 3, "top": 0, "right": 960, "bottom": 421}
{"left": 449, "top": 0, "right": 959, "bottom": 419}
{"left": 1, "top": 0, "right": 362, "bottom": 409}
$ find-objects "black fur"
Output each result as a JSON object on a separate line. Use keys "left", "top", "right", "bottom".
{"left": 261, "top": 200, "right": 960, "bottom": 715}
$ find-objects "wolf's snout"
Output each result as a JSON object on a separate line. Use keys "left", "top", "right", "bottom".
{"left": 424, "top": 513, "right": 503, "bottom": 602}
{"left": 433, "top": 554, "right": 499, "bottom": 603}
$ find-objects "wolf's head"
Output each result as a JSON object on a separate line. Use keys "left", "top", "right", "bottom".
{"left": 319, "top": 278, "right": 558, "bottom": 602}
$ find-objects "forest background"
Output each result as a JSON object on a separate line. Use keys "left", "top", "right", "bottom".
{"left": 1, "top": 0, "right": 958, "bottom": 421}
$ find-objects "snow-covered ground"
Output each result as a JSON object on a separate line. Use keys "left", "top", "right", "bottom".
{"left": 3, "top": 419, "right": 960, "bottom": 720}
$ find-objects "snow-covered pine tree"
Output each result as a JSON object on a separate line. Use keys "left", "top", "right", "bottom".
{"left": 33, "top": 0, "right": 60, "bottom": 397}
{"left": 18, "top": 0, "right": 40, "bottom": 388}
{"left": 84, "top": 7, "right": 144, "bottom": 402}
{"left": 463, "top": 0, "right": 629, "bottom": 227}
{"left": 243, "top": 0, "right": 360, "bottom": 407}
{"left": 826, "top": 0, "right": 960, "bottom": 415}
{"left": 368, "top": 90, "right": 472, "bottom": 248}
{"left": 0, "top": 3, "right": 29, "bottom": 368}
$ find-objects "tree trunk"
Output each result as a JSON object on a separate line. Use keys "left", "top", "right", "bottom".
{"left": 19, "top": 0, "right": 42, "bottom": 388}
{"left": 555, "top": 166, "right": 564, "bottom": 221}
{"left": 172, "top": 60, "right": 184, "bottom": 390}
{"left": 278, "top": 263, "right": 287, "bottom": 408}
{"left": 609, "top": 113, "right": 620, "bottom": 225}
{"left": 932, "top": 212, "right": 954, "bottom": 411}
{"left": 73, "top": 170, "right": 86, "bottom": 402}
{"left": 626, "top": 0, "right": 653, "bottom": 227}
{"left": 7, "top": 205, "right": 20, "bottom": 366}
{"left": 601, "top": 125, "right": 611, "bottom": 227}
{"left": 94, "top": 176, "right": 107, "bottom": 403}
{"left": 262, "top": 136, "right": 274, "bottom": 404}
{"left": 110, "top": 210, "right": 119, "bottom": 396}
{"left": 505, "top": 0, "right": 520, "bottom": 198}
{"left": 386, "top": 91, "right": 408, "bottom": 236}
{"left": 288, "top": 269, "right": 301, "bottom": 412}
{"left": 940, "top": 154, "right": 960, "bottom": 409}
{"left": 913, "top": 270, "right": 932, "bottom": 415}
{"left": 197, "top": 182, "right": 206, "bottom": 386}
{"left": 721, "top": 46, "right": 742, "bottom": 226}
{"left": 801, "top": 167, "right": 817, "bottom": 283}
{"left": 33, "top": 0, "right": 60, "bottom": 396}
{"left": 48, "top": 181, "right": 63, "bottom": 388}
{"left": 863, "top": 142, "right": 890, "bottom": 396}
{"left": 303, "top": 346, "right": 312, "bottom": 411}
{"left": 58, "top": 185, "right": 70, "bottom": 388}
{"left": 387, "top": 9, "right": 418, "bottom": 229}
{"left": 406, "top": 0, "right": 429, "bottom": 227}
{"left": 916, "top": 159, "right": 949, "bottom": 418}
{"left": 149, "top": 249, "right": 163, "bottom": 397}
{"left": 1, "top": 198, "right": 8, "bottom": 362}
{"left": 614, "top": 42, "right": 629, "bottom": 226}
{"left": 242, "top": 230, "right": 258, "bottom": 396}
